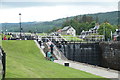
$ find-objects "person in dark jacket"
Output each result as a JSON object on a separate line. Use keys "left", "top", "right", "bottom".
{"left": 45, "top": 51, "right": 48, "bottom": 57}
{"left": 50, "top": 43, "right": 54, "bottom": 54}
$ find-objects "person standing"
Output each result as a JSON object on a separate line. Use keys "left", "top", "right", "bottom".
{"left": 3, "top": 36, "right": 7, "bottom": 40}
{"left": 38, "top": 40, "right": 42, "bottom": 47}
{"left": 50, "top": 43, "right": 54, "bottom": 54}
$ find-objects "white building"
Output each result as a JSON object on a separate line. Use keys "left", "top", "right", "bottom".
{"left": 80, "top": 23, "right": 104, "bottom": 41}
{"left": 81, "top": 23, "right": 99, "bottom": 36}
{"left": 113, "top": 29, "right": 120, "bottom": 41}
{"left": 58, "top": 26, "right": 76, "bottom": 36}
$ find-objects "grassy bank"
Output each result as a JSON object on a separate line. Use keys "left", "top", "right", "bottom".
{"left": 62, "top": 35, "right": 83, "bottom": 41}
{"left": 2, "top": 40, "right": 108, "bottom": 79}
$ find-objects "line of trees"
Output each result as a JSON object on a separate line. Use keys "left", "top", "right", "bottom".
{"left": 98, "top": 22, "right": 117, "bottom": 40}
{"left": 62, "top": 15, "right": 97, "bottom": 35}
{"left": 62, "top": 15, "right": 118, "bottom": 40}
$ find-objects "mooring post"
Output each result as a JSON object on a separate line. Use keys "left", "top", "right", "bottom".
{"left": 73, "top": 41, "right": 75, "bottom": 61}
{"left": 63, "top": 41, "right": 66, "bottom": 57}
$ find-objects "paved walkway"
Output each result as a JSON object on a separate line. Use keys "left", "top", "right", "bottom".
{"left": 34, "top": 40, "right": 119, "bottom": 80}
{"left": 54, "top": 60, "right": 119, "bottom": 79}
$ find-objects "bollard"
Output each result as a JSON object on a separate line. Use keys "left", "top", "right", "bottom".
{"left": 64, "top": 61, "right": 69, "bottom": 67}
{"left": 64, "top": 62, "right": 69, "bottom": 67}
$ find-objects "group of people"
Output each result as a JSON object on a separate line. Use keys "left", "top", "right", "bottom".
{"left": 46, "top": 41, "right": 55, "bottom": 61}
{"left": 46, "top": 50, "right": 54, "bottom": 61}
{"left": 38, "top": 39, "right": 55, "bottom": 61}
{"left": 3, "top": 36, "right": 7, "bottom": 40}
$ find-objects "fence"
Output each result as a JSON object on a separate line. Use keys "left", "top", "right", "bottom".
{"left": 0, "top": 47, "right": 6, "bottom": 80}
{"left": 38, "top": 37, "right": 67, "bottom": 60}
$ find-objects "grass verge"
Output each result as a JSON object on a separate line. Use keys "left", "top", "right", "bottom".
{"left": 2, "top": 40, "right": 109, "bottom": 79}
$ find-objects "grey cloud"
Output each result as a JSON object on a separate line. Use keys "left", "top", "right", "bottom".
{"left": 2, "top": 2, "right": 115, "bottom": 8}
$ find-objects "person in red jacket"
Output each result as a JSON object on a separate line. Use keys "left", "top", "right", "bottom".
{"left": 3, "top": 36, "right": 7, "bottom": 40}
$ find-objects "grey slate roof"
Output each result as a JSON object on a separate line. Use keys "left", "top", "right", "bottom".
{"left": 94, "top": 25, "right": 99, "bottom": 30}
{"left": 62, "top": 26, "right": 71, "bottom": 31}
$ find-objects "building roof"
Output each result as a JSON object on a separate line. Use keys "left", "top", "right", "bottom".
{"left": 113, "top": 29, "right": 120, "bottom": 36}
{"left": 62, "top": 26, "right": 72, "bottom": 31}
{"left": 94, "top": 25, "right": 99, "bottom": 30}
{"left": 116, "top": 29, "right": 120, "bottom": 32}
{"left": 57, "top": 29, "right": 62, "bottom": 32}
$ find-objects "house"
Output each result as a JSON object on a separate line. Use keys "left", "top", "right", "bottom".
{"left": 57, "top": 26, "right": 76, "bottom": 36}
{"left": 112, "top": 29, "right": 120, "bottom": 41}
{"left": 80, "top": 23, "right": 99, "bottom": 36}
{"left": 80, "top": 23, "right": 104, "bottom": 41}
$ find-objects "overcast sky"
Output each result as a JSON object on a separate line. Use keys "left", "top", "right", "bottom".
{"left": 0, "top": 0, "right": 119, "bottom": 23}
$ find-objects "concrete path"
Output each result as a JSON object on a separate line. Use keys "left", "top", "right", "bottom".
{"left": 54, "top": 60, "right": 119, "bottom": 79}
{"left": 34, "top": 40, "right": 46, "bottom": 57}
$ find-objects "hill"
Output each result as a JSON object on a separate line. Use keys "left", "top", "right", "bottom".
{"left": 1, "top": 11, "right": 118, "bottom": 33}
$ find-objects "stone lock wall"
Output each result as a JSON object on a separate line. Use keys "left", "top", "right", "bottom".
{"left": 54, "top": 41, "right": 120, "bottom": 71}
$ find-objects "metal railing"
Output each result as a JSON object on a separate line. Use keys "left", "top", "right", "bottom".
{"left": 44, "top": 37, "right": 67, "bottom": 60}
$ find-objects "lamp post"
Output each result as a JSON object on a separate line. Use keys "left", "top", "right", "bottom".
{"left": 103, "top": 23, "right": 106, "bottom": 41}
{"left": 35, "top": 27, "right": 38, "bottom": 40}
{"left": 5, "top": 29, "right": 7, "bottom": 35}
{"left": 19, "top": 13, "right": 22, "bottom": 39}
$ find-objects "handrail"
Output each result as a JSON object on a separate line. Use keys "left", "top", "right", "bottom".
{"left": 45, "top": 38, "right": 67, "bottom": 60}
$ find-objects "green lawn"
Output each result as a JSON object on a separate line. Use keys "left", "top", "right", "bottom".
{"left": 37, "top": 33, "right": 47, "bottom": 36}
{"left": 62, "top": 35, "right": 83, "bottom": 41}
{"left": 1, "top": 34, "right": 11, "bottom": 39}
{"left": 2, "top": 40, "right": 108, "bottom": 79}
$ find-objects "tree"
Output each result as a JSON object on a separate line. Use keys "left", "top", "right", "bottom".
{"left": 95, "top": 16, "right": 99, "bottom": 23}
{"left": 88, "top": 21, "right": 96, "bottom": 29}
{"left": 98, "top": 22, "right": 116, "bottom": 40}
{"left": 28, "top": 30, "right": 32, "bottom": 33}
{"left": 82, "top": 15, "right": 87, "bottom": 23}
{"left": 62, "top": 17, "right": 71, "bottom": 27}
{"left": 62, "top": 15, "right": 97, "bottom": 35}
{"left": 118, "top": 25, "right": 120, "bottom": 29}
{"left": 49, "top": 27, "right": 62, "bottom": 32}
{"left": 74, "top": 16, "right": 79, "bottom": 21}
{"left": 86, "top": 16, "right": 93, "bottom": 23}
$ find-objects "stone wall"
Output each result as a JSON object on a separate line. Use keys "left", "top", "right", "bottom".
{"left": 99, "top": 41, "right": 120, "bottom": 70}
{"left": 54, "top": 41, "right": 120, "bottom": 71}
{"left": 54, "top": 42, "right": 101, "bottom": 66}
